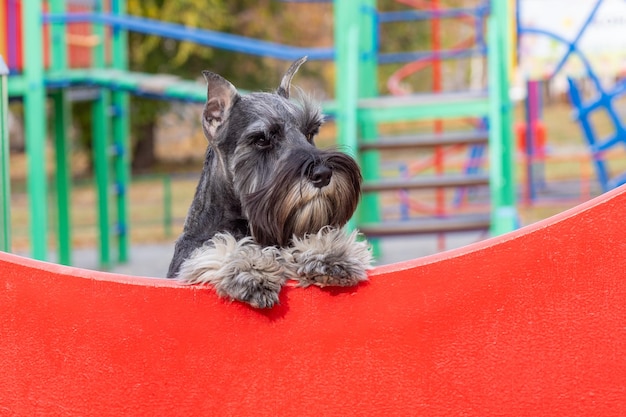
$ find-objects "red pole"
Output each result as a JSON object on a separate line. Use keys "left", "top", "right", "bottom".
{"left": 432, "top": 0, "right": 445, "bottom": 251}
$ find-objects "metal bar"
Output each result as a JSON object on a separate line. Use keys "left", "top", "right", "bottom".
{"left": 359, "top": 214, "right": 491, "bottom": 237}
{"left": 111, "top": 96, "right": 129, "bottom": 263}
{"left": 7, "top": 74, "right": 26, "bottom": 96}
{"left": 6, "top": 0, "right": 17, "bottom": 69}
{"left": 23, "top": 0, "right": 48, "bottom": 260}
{"left": 358, "top": 90, "right": 488, "bottom": 108}
{"left": 488, "top": 0, "right": 516, "bottom": 236}
{"left": 356, "top": 0, "right": 381, "bottom": 257}
{"left": 0, "top": 2, "right": 7, "bottom": 61}
{"left": 432, "top": 0, "right": 446, "bottom": 251}
{"left": 43, "top": 12, "right": 335, "bottom": 61}
{"left": 377, "top": 6, "right": 490, "bottom": 23}
{"left": 520, "top": 27, "right": 599, "bottom": 88}
{"left": 51, "top": 93, "right": 71, "bottom": 265}
{"left": 363, "top": 174, "right": 489, "bottom": 193}
{"left": 0, "top": 56, "right": 10, "bottom": 252}
{"left": 378, "top": 47, "right": 485, "bottom": 65}
{"left": 333, "top": 0, "right": 360, "bottom": 159}
{"left": 43, "top": 68, "right": 207, "bottom": 102}
{"left": 50, "top": 0, "right": 72, "bottom": 265}
{"left": 550, "top": 0, "right": 603, "bottom": 78}
{"left": 92, "top": 0, "right": 112, "bottom": 268}
{"left": 92, "top": 89, "right": 112, "bottom": 269}
{"left": 567, "top": 78, "right": 609, "bottom": 192}
{"left": 359, "top": 130, "right": 488, "bottom": 151}
{"left": 524, "top": 80, "right": 539, "bottom": 203}
{"left": 500, "top": 0, "right": 516, "bottom": 227}
{"left": 357, "top": 94, "right": 490, "bottom": 123}
{"left": 111, "top": 0, "right": 130, "bottom": 263}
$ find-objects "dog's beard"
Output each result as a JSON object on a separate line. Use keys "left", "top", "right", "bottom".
{"left": 243, "top": 152, "right": 361, "bottom": 246}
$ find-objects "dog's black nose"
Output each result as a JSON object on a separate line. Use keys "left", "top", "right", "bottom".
{"left": 310, "top": 165, "right": 332, "bottom": 188}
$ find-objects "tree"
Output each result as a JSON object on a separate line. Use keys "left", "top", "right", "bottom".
{"left": 126, "top": 0, "right": 229, "bottom": 171}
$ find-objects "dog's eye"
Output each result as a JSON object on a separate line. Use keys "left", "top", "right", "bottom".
{"left": 252, "top": 134, "right": 271, "bottom": 149}
{"left": 306, "top": 130, "right": 318, "bottom": 143}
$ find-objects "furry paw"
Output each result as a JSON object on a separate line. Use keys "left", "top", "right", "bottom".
{"left": 282, "top": 227, "right": 372, "bottom": 288}
{"left": 177, "top": 233, "right": 285, "bottom": 308}
{"left": 218, "top": 269, "right": 283, "bottom": 309}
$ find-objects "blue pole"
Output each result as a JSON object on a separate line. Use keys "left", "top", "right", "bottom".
{"left": 43, "top": 13, "right": 334, "bottom": 61}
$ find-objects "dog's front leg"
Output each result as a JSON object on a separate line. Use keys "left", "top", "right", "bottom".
{"left": 281, "top": 227, "right": 372, "bottom": 288}
{"left": 176, "top": 233, "right": 286, "bottom": 308}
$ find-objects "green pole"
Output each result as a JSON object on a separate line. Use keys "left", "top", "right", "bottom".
{"left": 333, "top": 0, "right": 360, "bottom": 157}
{"left": 334, "top": 0, "right": 380, "bottom": 253}
{"left": 355, "top": 0, "right": 381, "bottom": 256}
{"left": 0, "top": 56, "right": 10, "bottom": 252}
{"left": 92, "top": 0, "right": 112, "bottom": 268}
{"left": 93, "top": 89, "right": 112, "bottom": 269}
{"left": 488, "top": 0, "right": 516, "bottom": 235}
{"left": 23, "top": 0, "right": 48, "bottom": 260}
{"left": 334, "top": 0, "right": 360, "bottom": 233}
{"left": 111, "top": 0, "right": 130, "bottom": 263}
{"left": 50, "top": 0, "right": 72, "bottom": 265}
{"left": 498, "top": 0, "right": 516, "bottom": 215}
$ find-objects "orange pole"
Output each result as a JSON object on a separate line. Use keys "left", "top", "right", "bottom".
{"left": 0, "top": 0, "right": 6, "bottom": 59}
{"left": 431, "top": 0, "right": 446, "bottom": 251}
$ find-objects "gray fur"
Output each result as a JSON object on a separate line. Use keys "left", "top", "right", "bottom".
{"left": 168, "top": 57, "right": 370, "bottom": 308}
{"left": 281, "top": 227, "right": 373, "bottom": 288}
{"left": 178, "top": 234, "right": 285, "bottom": 308}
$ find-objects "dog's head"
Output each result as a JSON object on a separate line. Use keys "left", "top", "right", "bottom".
{"left": 200, "top": 57, "right": 362, "bottom": 246}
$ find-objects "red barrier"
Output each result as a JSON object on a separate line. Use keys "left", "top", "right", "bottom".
{"left": 2, "top": 185, "right": 626, "bottom": 416}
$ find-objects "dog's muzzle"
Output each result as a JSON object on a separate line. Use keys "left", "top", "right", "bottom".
{"left": 243, "top": 150, "right": 362, "bottom": 247}
{"left": 309, "top": 164, "right": 332, "bottom": 188}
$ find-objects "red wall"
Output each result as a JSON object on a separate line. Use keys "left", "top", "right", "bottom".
{"left": 2, "top": 185, "right": 626, "bottom": 416}
{"left": 5, "top": 1, "right": 107, "bottom": 72}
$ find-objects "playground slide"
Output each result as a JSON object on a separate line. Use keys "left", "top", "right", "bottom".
{"left": 2, "top": 185, "right": 626, "bottom": 416}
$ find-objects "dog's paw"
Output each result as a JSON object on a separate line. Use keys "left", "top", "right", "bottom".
{"left": 294, "top": 259, "right": 364, "bottom": 288}
{"left": 219, "top": 270, "right": 283, "bottom": 308}
{"left": 282, "top": 227, "right": 372, "bottom": 288}
{"left": 177, "top": 233, "right": 285, "bottom": 308}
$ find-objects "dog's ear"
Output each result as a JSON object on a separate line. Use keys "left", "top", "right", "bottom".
{"left": 277, "top": 56, "right": 307, "bottom": 99}
{"left": 202, "top": 71, "right": 239, "bottom": 142}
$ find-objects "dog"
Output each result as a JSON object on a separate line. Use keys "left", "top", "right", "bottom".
{"left": 167, "top": 57, "right": 371, "bottom": 308}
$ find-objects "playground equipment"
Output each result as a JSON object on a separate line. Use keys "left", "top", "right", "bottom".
{"left": 568, "top": 75, "right": 626, "bottom": 192}
{"left": 337, "top": 0, "right": 516, "bottom": 243}
{"left": 2, "top": 182, "right": 626, "bottom": 415}
{"left": 0, "top": 55, "right": 9, "bottom": 252}
{"left": 4, "top": 0, "right": 134, "bottom": 268}
{"left": 518, "top": 0, "right": 626, "bottom": 196}
{"left": 2, "top": 0, "right": 515, "bottom": 266}
{"left": 385, "top": 0, "right": 492, "bottom": 248}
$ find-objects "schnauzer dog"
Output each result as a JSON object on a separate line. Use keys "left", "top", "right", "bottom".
{"left": 167, "top": 57, "right": 371, "bottom": 308}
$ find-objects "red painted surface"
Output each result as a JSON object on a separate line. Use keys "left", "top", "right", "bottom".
{"left": 2, "top": 185, "right": 626, "bottom": 416}
{"left": 66, "top": 4, "right": 96, "bottom": 69}
{"left": 8, "top": 2, "right": 101, "bottom": 72}
{"left": 15, "top": 0, "right": 23, "bottom": 70}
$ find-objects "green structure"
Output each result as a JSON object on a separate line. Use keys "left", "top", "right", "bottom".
{"left": 333, "top": 0, "right": 516, "bottom": 240}
{"left": 8, "top": 0, "right": 131, "bottom": 267}
{"left": 4, "top": 0, "right": 515, "bottom": 265}
{"left": 0, "top": 55, "right": 10, "bottom": 252}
